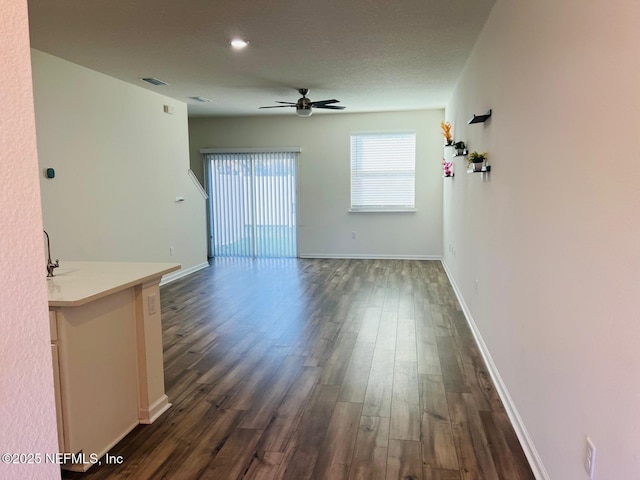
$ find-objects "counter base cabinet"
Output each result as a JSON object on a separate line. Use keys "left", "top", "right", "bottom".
{"left": 49, "top": 274, "right": 173, "bottom": 472}
{"left": 134, "top": 281, "right": 171, "bottom": 424}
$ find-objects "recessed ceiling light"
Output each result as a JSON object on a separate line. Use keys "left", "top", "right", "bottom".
{"left": 230, "top": 38, "right": 249, "bottom": 50}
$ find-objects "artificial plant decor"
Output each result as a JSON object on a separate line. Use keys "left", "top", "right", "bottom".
{"left": 467, "top": 151, "right": 487, "bottom": 164}
{"left": 441, "top": 121, "right": 453, "bottom": 145}
{"left": 442, "top": 158, "right": 453, "bottom": 177}
{"left": 467, "top": 151, "right": 487, "bottom": 172}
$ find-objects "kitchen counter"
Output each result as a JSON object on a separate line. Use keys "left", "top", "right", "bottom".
{"left": 47, "top": 261, "right": 180, "bottom": 306}
{"left": 48, "top": 261, "right": 181, "bottom": 471}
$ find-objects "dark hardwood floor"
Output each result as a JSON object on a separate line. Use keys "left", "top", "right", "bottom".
{"left": 63, "top": 258, "right": 534, "bottom": 480}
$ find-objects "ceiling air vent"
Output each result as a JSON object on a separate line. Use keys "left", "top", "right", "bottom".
{"left": 141, "top": 77, "right": 169, "bottom": 86}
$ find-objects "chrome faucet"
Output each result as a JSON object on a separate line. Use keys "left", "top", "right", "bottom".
{"left": 44, "top": 230, "right": 59, "bottom": 277}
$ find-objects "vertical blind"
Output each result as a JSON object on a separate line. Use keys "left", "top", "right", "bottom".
{"left": 206, "top": 151, "right": 297, "bottom": 258}
{"left": 350, "top": 132, "right": 416, "bottom": 211}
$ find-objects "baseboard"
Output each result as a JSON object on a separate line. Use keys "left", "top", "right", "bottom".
{"left": 139, "top": 395, "right": 172, "bottom": 425}
{"left": 298, "top": 253, "right": 442, "bottom": 260}
{"left": 61, "top": 418, "right": 139, "bottom": 472}
{"left": 160, "top": 262, "right": 209, "bottom": 286}
{"left": 440, "top": 259, "right": 550, "bottom": 480}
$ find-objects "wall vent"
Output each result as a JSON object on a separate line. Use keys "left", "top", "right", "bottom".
{"left": 141, "top": 77, "right": 169, "bottom": 86}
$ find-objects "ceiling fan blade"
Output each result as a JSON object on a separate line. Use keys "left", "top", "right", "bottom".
{"left": 310, "top": 99, "right": 340, "bottom": 106}
{"left": 259, "top": 89, "right": 345, "bottom": 113}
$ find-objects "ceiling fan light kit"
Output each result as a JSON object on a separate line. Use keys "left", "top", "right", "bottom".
{"left": 260, "top": 88, "right": 346, "bottom": 117}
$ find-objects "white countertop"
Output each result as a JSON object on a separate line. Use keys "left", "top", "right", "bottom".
{"left": 47, "top": 261, "right": 181, "bottom": 307}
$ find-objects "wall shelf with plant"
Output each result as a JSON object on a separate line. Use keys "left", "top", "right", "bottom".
{"left": 453, "top": 141, "right": 467, "bottom": 156}
{"left": 442, "top": 159, "right": 454, "bottom": 178}
{"left": 467, "top": 165, "right": 491, "bottom": 173}
{"left": 467, "top": 151, "right": 490, "bottom": 173}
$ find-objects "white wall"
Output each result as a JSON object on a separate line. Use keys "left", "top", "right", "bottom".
{"left": 443, "top": 0, "right": 640, "bottom": 478}
{"left": 0, "top": 2, "right": 60, "bottom": 479}
{"left": 32, "top": 50, "right": 208, "bottom": 278}
{"left": 189, "top": 110, "right": 443, "bottom": 258}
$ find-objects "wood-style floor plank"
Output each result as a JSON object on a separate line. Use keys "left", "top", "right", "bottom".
{"left": 225, "top": 345, "right": 291, "bottom": 411}
{"left": 362, "top": 347, "right": 395, "bottom": 418}
{"left": 447, "top": 392, "right": 499, "bottom": 480}
{"left": 358, "top": 306, "right": 382, "bottom": 343}
{"left": 258, "top": 366, "right": 321, "bottom": 453}
{"left": 61, "top": 258, "right": 534, "bottom": 480}
{"left": 396, "top": 315, "right": 418, "bottom": 363}
{"left": 416, "top": 321, "right": 441, "bottom": 376}
{"left": 338, "top": 340, "right": 375, "bottom": 403}
{"left": 242, "top": 451, "right": 284, "bottom": 480}
{"left": 237, "top": 354, "right": 303, "bottom": 430}
{"left": 386, "top": 439, "right": 423, "bottom": 480}
{"left": 430, "top": 304, "right": 453, "bottom": 337}
{"left": 349, "top": 416, "right": 389, "bottom": 480}
{"left": 320, "top": 332, "right": 358, "bottom": 386}
{"left": 480, "top": 410, "right": 536, "bottom": 480}
{"left": 448, "top": 306, "right": 504, "bottom": 414}
{"left": 420, "top": 375, "right": 459, "bottom": 470}
{"left": 194, "top": 330, "right": 263, "bottom": 385}
{"left": 311, "top": 401, "right": 362, "bottom": 479}
{"left": 274, "top": 384, "right": 340, "bottom": 479}
{"left": 423, "top": 468, "right": 462, "bottom": 480}
{"left": 199, "top": 427, "right": 263, "bottom": 480}
{"left": 162, "top": 408, "right": 244, "bottom": 480}
{"left": 375, "top": 311, "right": 398, "bottom": 351}
{"left": 206, "top": 337, "right": 277, "bottom": 398}
{"left": 389, "top": 360, "right": 421, "bottom": 442}
{"left": 436, "top": 336, "right": 469, "bottom": 394}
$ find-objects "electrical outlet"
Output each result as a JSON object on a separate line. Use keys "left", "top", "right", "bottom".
{"left": 169, "top": 246, "right": 174, "bottom": 256}
{"left": 351, "top": 231, "right": 356, "bottom": 239}
{"left": 147, "top": 294, "right": 157, "bottom": 315}
{"left": 584, "top": 437, "right": 596, "bottom": 479}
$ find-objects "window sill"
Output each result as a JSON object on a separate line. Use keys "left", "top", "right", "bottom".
{"left": 348, "top": 208, "right": 417, "bottom": 214}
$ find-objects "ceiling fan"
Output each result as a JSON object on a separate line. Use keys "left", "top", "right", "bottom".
{"left": 259, "top": 88, "right": 346, "bottom": 117}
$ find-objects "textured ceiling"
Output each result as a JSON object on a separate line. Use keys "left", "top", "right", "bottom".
{"left": 27, "top": 0, "right": 495, "bottom": 117}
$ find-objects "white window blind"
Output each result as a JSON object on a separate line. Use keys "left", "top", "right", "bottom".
{"left": 350, "top": 132, "right": 416, "bottom": 212}
{"left": 205, "top": 151, "right": 297, "bottom": 258}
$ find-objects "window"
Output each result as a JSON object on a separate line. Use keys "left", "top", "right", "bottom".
{"left": 350, "top": 132, "right": 416, "bottom": 212}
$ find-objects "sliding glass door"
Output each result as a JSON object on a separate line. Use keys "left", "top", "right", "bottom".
{"left": 205, "top": 151, "right": 297, "bottom": 258}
